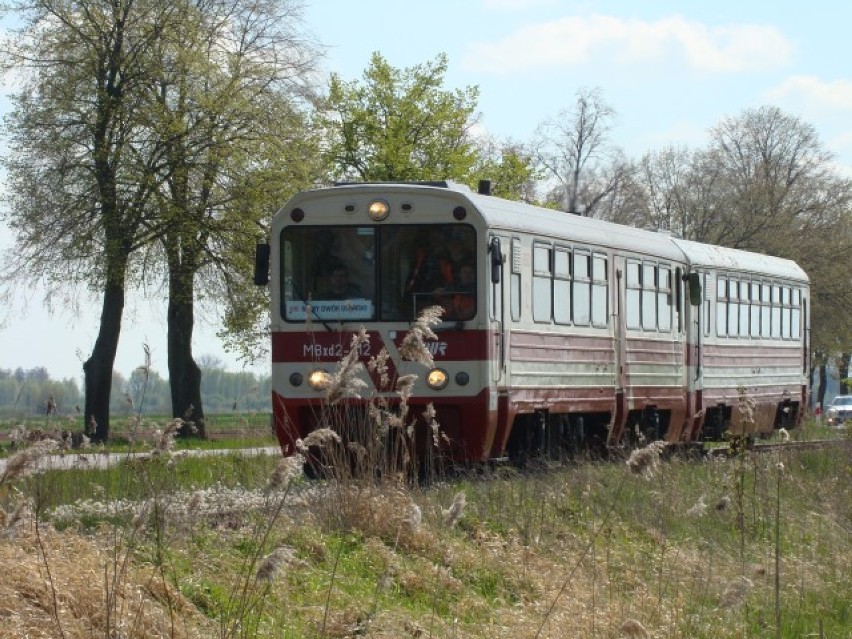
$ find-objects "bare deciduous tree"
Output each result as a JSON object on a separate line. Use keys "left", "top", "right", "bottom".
{"left": 533, "top": 87, "right": 629, "bottom": 217}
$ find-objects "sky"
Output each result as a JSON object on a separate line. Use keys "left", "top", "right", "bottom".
{"left": 2, "top": 0, "right": 852, "bottom": 383}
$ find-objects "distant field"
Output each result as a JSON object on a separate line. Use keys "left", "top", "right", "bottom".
{"left": 0, "top": 411, "right": 277, "bottom": 452}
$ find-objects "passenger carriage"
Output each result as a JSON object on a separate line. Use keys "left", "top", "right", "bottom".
{"left": 256, "top": 181, "right": 809, "bottom": 462}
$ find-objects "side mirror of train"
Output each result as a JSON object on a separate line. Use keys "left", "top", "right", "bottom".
{"left": 254, "top": 242, "right": 270, "bottom": 286}
{"left": 687, "top": 272, "right": 702, "bottom": 306}
{"left": 489, "top": 237, "right": 503, "bottom": 284}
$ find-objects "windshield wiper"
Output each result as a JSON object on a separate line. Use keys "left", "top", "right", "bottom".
{"left": 293, "top": 286, "right": 333, "bottom": 332}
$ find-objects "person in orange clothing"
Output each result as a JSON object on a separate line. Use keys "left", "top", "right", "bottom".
{"left": 434, "top": 263, "right": 476, "bottom": 320}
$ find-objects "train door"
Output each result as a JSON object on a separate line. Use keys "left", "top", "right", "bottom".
{"left": 610, "top": 255, "right": 628, "bottom": 443}
{"left": 683, "top": 269, "right": 705, "bottom": 440}
{"left": 488, "top": 234, "right": 510, "bottom": 386}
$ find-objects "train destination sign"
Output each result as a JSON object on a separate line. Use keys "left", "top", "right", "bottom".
{"left": 285, "top": 299, "right": 373, "bottom": 320}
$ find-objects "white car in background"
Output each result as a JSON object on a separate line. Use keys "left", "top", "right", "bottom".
{"left": 825, "top": 395, "right": 852, "bottom": 428}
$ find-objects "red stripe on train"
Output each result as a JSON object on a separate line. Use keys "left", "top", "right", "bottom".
{"left": 271, "top": 329, "right": 490, "bottom": 362}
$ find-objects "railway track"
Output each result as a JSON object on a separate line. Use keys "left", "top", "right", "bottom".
{"left": 706, "top": 437, "right": 851, "bottom": 457}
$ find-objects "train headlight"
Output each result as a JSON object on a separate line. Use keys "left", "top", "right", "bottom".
{"left": 368, "top": 199, "right": 390, "bottom": 221}
{"left": 454, "top": 371, "right": 470, "bottom": 386}
{"left": 289, "top": 372, "right": 303, "bottom": 387}
{"left": 307, "top": 368, "right": 331, "bottom": 390}
{"left": 426, "top": 368, "right": 449, "bottom": 390}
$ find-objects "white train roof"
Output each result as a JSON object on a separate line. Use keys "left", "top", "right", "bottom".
{"left": 290, "top": 182, "right": 808, "bottom": 283}
{"left": 462, "top": 190, "right": 685, "bottom": 261}
{"left": 671, "top": 237, "right": 808, "bottom": 282}
{"left": 460, "top": 185, "right": 808, "bottom": 283}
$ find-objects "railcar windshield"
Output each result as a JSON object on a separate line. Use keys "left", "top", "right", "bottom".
{"left": 280, "top": 224, "right": 476, "bottom": 322}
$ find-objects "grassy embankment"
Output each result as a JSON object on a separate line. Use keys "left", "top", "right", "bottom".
{"left": 0, "top": 417, "right": 849, "bottom": 639}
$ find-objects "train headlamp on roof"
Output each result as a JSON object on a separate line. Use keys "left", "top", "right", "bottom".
{"left": 368, "top": 199, "right": 390, "bottom": 221}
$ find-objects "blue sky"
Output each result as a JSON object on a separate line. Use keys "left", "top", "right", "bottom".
{"left": 2, "top": 0, "right": 852, "bottom": 382}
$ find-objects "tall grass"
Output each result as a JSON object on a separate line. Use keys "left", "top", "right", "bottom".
{"left": 0, "top": 325, "right": 849, "bottom": 637}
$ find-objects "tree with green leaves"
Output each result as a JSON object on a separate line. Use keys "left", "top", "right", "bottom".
{"left": 1, "top": 0, "right": 176, "bottom": 441}
{"left": 140, "top": 0, "right": 322, "bottom": 436}
{"left": 1, "top": 0, "right": 322, "bottom": 440}
{"left": 468, "top": 138, "right": 540, "bottom": 202}
{"left": 321, "top": 52, "right": 480, "bottom": 182}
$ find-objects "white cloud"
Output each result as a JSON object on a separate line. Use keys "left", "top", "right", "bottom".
{"left": 764, "top": 76, "right": 852, "bottom": 168}
{"left": 766, "top": 75, "right": 852, "bottom": 111}
{"left": 463, "top": 14, "right": 792, "bottom": 74}
{"left": 481, "top": 0, "right": 558, "bottom": 9}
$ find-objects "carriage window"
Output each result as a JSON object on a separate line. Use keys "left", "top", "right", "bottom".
{"left": 592, "top": 254, "right": 608, "bottom": 327}
{"left": 573, "top": 252, "right": 591, "bottom": 325}
{"left": 704, "top": 273, "right": 711, "bottom": 336}
{"left": 657, "top": 265, "right": 672, "bottom": 332}
{"left": 511, "top": 238, "right": 522, "bottom": 321}
{"left": 791, "top": 288, "right": 801, "bottom": 339}
{"left": 739, "top": 280, "right": 750, "bottom": 338}
{"left": 626, "top": 261, "right": 641, "bottom": 329}
{"left": 728, "top": 279, "right": 740, "bottom": 337}
{"left": 490, "top": 240, "right": 503, "bottom": 322}
{"left": 642, "top": 263, "right": 656, "bottom": 330}
{"left": 771, "top": 285, "right": 781, "bottom": 338}
{"left": 533, "top": 243, "right": 552, "bottom": 322}
{"left": 554, "top": 248, "right": 571, "bottom": 324}
{"left": 760, "top": 283, "right": 771, "bottom": 338}
{"left": 750, "top": 282, "right": 760, "bottom": 337}
{"left": 782, "top": 287, "right": 792, "bottom": 339}
{"left": 716, "top": 277, "right": 728, "bottom": 336}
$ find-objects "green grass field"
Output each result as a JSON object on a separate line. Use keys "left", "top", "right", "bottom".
{"left": 1, "top": 421, "right": 849, "bottom": 638}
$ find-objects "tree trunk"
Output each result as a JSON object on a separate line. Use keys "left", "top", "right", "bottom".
{"left": 840, "top": 353, "right": 851, "bottom": 395}
{"left": 167, "top": 267, "right": 205, "bottom": 438}
{"left": 83, "top": 278, "right": 125, "bottom": 443}
{"left": 817, "top": 365, "right": 828, "bottom": 409}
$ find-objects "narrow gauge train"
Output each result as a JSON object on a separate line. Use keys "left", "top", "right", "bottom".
{"left": 255, "top": 181, "right": 809, "bottom": 462}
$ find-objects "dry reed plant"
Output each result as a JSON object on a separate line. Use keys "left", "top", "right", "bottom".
{"left": 625, "top": 440, "right": 667, "bottom": 478}
{"left": 0, "top": 525, "right": 213, "bottom": 638}
{"left": 298, "top": 305, "right": 449, "bottom": 488}
{"left": 0, "top": 438, "right": 57, "bottom": 485}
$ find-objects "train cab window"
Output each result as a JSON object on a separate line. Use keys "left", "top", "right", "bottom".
{"left": 591, "top": 254, "right": 608, "bottom": 327}
{"left": 716, "top": 277, "right": 728, "bottom": 336}
{"left": 397, "top": 225, "right": 477, "bottom": 321}
{"left": 553, "top": 248, "right": 571, "bottom": 324}
{"left": 657, "top": 266, "right": 672, "bottom": 332}
{"left": 760, "top": 283, "right": 771, "bottom": 338}
{"left": 626, "top": 261, "right": 641, "bottom": 329}
{"left": 280, "top": 224, "right": 477, "bottom": 323}
{"left": 533, "top": 243, "right": 552, "bottom": 323}
{"left": 750, "top": 282, "right": 760, "bottom": 338}
{"left": 280, "top": 225, "right": 377, "bottom": 322}
{"left": 771, "top": 285, "right": 781, "bottom": 338}
{"left": 641, "top": 263, "right": 656, "bottom": 330}
{"left": 511, "top": 238, "right": 522, "bottom": 321}
{"left": 791, "top": 288, "right": 801, "bottom": 339}
{"left": 573, "top": 251, "right": 591, "bottom": 325}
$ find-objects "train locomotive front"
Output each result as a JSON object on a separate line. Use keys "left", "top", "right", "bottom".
{"left": 264, "top": 183, "right": 499, "bottom": 465}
